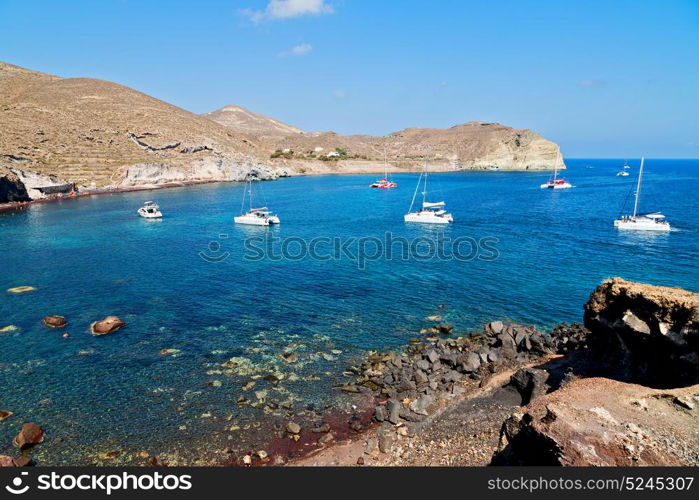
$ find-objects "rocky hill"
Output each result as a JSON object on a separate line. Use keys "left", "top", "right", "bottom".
{"left": 204, "top": 105, "right": 304, "bottom": 140}
{"left": 0, "top": 62, "right": 283, "bottom": 203}
{"left": 203, "top": 107, "right": 564, "bottom": 173}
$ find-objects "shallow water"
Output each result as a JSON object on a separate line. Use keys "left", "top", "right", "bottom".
{"left": 0, "top": 158, "right": 697, "bottom": 463}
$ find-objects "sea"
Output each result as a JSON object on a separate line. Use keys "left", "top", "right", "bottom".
{"left": 1, "top": 158, "right": 697, "bottom": 464}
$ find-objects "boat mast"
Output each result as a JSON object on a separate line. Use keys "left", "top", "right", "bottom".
{"left": 422, "top": 153, "right": 429, "bottom": 206}
{"left": 633, "top": 157, "right": 644, "bottom": 218}
{"left": 384, "top": 143, "right": 388, "bottom": 180}
{"left": 553, "top": 150, "right": 559, "bottom": 180}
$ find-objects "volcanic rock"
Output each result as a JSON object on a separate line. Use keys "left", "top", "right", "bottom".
{"left": 43, "top": 315, "right": 67, "bottom": 328}
{"left": 90, "top": 316, "right": 126, "bottom": 335}
{"left": 13, "top": 422, "right": 44, "bottom": 450}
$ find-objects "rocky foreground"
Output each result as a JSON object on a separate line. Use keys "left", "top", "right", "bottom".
{"left": 294, "top": 278, "right": 698, "bottom": 466}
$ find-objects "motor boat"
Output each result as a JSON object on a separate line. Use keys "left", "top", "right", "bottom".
{"left": 614, "top": 157, "right": 671, "bottom": 232}
{"left": 138, "top": 201, "right": 162, "bottom": 218}
{"left": 616, "top": 171, "right": 630, "bottom": 176}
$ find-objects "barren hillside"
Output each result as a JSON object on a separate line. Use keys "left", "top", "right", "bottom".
{"left": 0, "top": 62, "right": 281, "bottom": 202}
{"left": 203, "top": 106, "right": 564, "bottom": 173}
{"left": 204, "top": 105, "right": 304, "bottom": 140}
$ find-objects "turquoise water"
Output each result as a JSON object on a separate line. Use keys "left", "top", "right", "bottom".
{"left": 1, "top": 158, "right": 697, "bottom": 463}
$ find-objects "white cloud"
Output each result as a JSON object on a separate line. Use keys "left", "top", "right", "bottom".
{"left": 334, "top": 89, "right": 346, "bottom": 99}
{"left": 243, "top": 0, "right": 333, "bottom": 23}
{"left": 279, "top": 43, "right": 313, "bottom": 57}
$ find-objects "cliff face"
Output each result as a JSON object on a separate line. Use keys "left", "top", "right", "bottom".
{"left": 584, "top": 277, "right": 699, "bottom": 386}
{"left": 0, "top": 166, "right": 29, "bottom": 202}
{"left": 493, "top": 279, "right": 699, "bottom": 467}
{"left": 0, "top": 62, "right": 278, "bottom": 202}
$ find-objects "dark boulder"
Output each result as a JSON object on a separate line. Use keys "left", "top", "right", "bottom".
{"left": 509, "top": 368, "right": 550, "bottom": 405}
{"left": 583, "top": 278, "right": 699, "bottom": 386}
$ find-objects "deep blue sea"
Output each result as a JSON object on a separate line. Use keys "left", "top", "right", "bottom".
{"left": 1, "top": 158, "right": 697, "bottom": 464}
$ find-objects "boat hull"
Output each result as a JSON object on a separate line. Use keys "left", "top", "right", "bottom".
{"left": 540, "top": 182, "right": 573, "bottom": 189}
{"left": 234, "top": 215, "right": 270, "bottom": 226}
{"left": 614, "top": 219, "right": 671, "bottom": 231}
{"left": 404, "top": 212, "right": 453, "bottom": 224}
{"left": 138, "top": 209, "right": 162, "bottom": 218}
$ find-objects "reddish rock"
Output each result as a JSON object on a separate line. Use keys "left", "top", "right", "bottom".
{"left": 13, "top": 422, "right": 45, "bottom": 450}
{"left": 12, "top": 456, "right": 31, "bottom": 467}
{"left": 43, "top": 315, "right": 67, "bottom": 328}
{"left": 90, "top": 316, "right": 126, "bottom": 335}
{"left": 0, "top": 455, "right": 15, "bottom": 467}
{"left": 493, "top": 378, "right": 699, "bottom": 466}
{"left": 0, "top": 410, "right": 12, "bottom": 421}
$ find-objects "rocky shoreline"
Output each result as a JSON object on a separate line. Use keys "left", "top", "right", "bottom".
{"left": 1, "top": 278, "right": 696, "bottom": 467}
{"left": 293, "top": 278, "right": 698, "bottom": 466}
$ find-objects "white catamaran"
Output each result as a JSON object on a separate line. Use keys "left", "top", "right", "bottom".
{"left": 404, "top": 154, "right": 453, "bottom": 224}
{"left": 234, "top": 171, "right": 280, "bottom": 226}
{"left": 614, "top": 157, "right": 671, "bottom": 232}
{"left": 540, "top": 151, "right": 573, "bottom": 189}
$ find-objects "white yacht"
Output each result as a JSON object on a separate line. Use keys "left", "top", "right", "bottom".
{"left": 614, "top": 157, "right": 671, "bottom": 232}
{"left": 404, "top": 155, "right": 453, "bottom": 224}
{"left": 616, "top": 170, "right": 630, "bottom": 176}
{"left": 540, "top": 151, "right": 573, "bottom": 189}
{"left": 234, "top": 172, "right": 280, "bottom": 226}
{"left": 138, "top": 201, "right": 162, "bottom": 218}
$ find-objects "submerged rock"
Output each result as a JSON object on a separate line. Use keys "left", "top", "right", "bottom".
{"left": 43, "top": 316, "right": 67, "bottom": 328}
{"left": 90, "top": 316, "right": 126, "bottom": 336}
{"left": 286, "top": 422, "right": 301, "bottom": 434}
{"left": 0, "top": 325, "right": 19, "bottom": 333}
{"left": 13, "top": 422, "right": 44, "bottom": 450}
{"left": 6, "top": 286, "right": 36, "bottom": 294}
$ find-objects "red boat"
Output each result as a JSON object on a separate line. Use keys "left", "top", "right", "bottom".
{"left": 369, "top": 178, "right": 397, "bottom": 188}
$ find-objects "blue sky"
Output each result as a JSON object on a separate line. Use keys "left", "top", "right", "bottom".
{"left": 1, "top": 0, "right": 698, "bottom": 157}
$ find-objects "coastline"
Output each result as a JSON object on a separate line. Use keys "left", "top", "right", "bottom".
{"left": 0, "top": 165, "right": 552, "bottom": 214}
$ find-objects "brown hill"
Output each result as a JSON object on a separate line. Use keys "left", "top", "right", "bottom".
{"left": 204, "top": 105, "right": 304, "bottom": 140}
{"left": 203, "top": 104, "right": 564, "bottom": 173}
{"left": 0, "top": 61, "right": 280, "bottom": 201}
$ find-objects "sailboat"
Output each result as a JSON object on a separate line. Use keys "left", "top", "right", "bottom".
{"left": 540, "top": 151, "right": 573, "bottom": 189}
{"left": 614, "top": 157, "right": 670, "bottom": 231}
{"left": 234, "top": 170, "right": 280, "bottom": 226}
{"left": 616, "top": 159, "right": 630, "bottom": 176}
{"left": 369, "top": 146, "right": 397, "bottom": 188}
{"left": 404, "top": 154, "right": 453, "bottom": 224}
